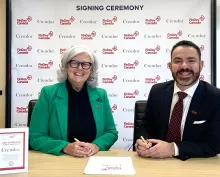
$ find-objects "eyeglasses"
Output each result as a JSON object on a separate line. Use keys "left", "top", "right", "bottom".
{"left": 68, "top": 60, "right": 92, "bottom": 70}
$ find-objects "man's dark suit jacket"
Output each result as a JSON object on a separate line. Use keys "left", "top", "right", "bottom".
{"left": 141, "top": 80, "right": 220, "bottom": 160}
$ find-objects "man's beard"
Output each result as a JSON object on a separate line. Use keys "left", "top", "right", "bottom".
{"left": 172, "top": 68, "right": 200, "bottom": 87}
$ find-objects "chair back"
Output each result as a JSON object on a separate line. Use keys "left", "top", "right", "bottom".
{"left": 27, "top": 99, "right": 38, "bottom": 127}
{"left": 133, "top": 100, "right": 147, "bottom": 151}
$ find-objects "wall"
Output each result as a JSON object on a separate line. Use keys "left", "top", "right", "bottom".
{"left": 0, "top": 0, "right": 6, "bottom": 128}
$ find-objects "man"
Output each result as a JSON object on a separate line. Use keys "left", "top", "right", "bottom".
{"left": 135, "top": 40, "right": 220, "bottom": 160}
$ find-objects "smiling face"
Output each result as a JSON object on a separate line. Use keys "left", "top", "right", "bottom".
{"left": 67, "top": 52, "right": 92, "bottom": 88}
{"left": 168, "top": 46, "right": 204, "bottom": 90}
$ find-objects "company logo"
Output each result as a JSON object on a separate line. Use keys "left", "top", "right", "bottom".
{"left": 123, "top": 108, "right": 134, "bottom": 112}
{"left": 81, "top": 31, "right": 96, "bottom": 40}
{"left": 103, "top": 16, "right": 117, "bottom": 25}
{"left": 37, "top": 49, "right": 55, "bottom": 54}
{"left": 123, "top": 19, "right": 140, "bottom": 24}
{"left": 17, "top": 45, "right": 32, "bottom": 54}
{"left": 145, "top": 16, "right": 161, "bottom": 25}
{"left": 123, "top": 49, "right": 140, "bottom": 54}
{"left": 124, "top": 31, "right": 139, "bottom": 40}
{"left": 145, "top": 45, "right": 160, "bottom": 54}
{"left": 124, "top": 60, "right": 139, "bottom": 69}
{"left": 15, "top": 64, "right": 32, "bottom": 68}
{"left": 102, "top": 46, "right": 117, "bottom": 54}
{"left": 16, "top": 34, "right": 33, "bottom": 39}
{"left": 144, "top": 33, "right": 162, "bottom": 39}
{"left": 188, "top": 33, "right": 206, "bottom": 38}
{"left": 200, "top": 45, "right": 205, "bottom": 51}
{"left": 37, "top": 78, "right": 54, "bottom": 83}
{"left": 102, "top": 75, "right": 117, "bottom": 83}
{"left": 111, "top": 104, "right": 117, "bottom": 113}
{"left": 123, "top": 78, "right": 139, "bottom": 83}
{"left": 37, "top": 19, "right": 55, "bottom": 24}
{"left": 124, "top": 122, "right": 134, "bottom": 128}
{"left": 166, "top": 19, "right": 184, "bottom": 23}
{"left": 108, "top": 93, "right": 119, "bottom": 98}
{"left": 144, "top": 93, "right": 149, "bottom": 97}
{"left": 16, "top": 93, "right": 33, "bottom": 97}
{"left": 60, "top": 48, "right": 67, "bottom": 54}
{"left": 124, "top": 90, "right": 139, "bottom": 98}
{"left": 144, "top": 64, "right": 162, "bottom": 68}
{"left": 59, "top": 34, "right": 76, "bottom": 39}
{"left": 199, "top": 75, "right": 205, "bottom": 81}
{"left": 16, "top": 106, "right": 28, "bottom": 113}
{"left": 101, "top": 34, "right": 118, "bottom": 39}
{"left": 38, "top": 31, "right": 53, "bottom": 40}
{"left": 38, "top": 60, "right": 53, "bottom": 69}
{"left": 101, "top": 64, "right": 118, "bottom": 68}
{"left": 123, "top": 137, "right": 133, "bottom": 142}
{"left": 189, "top": 15, "right": 205, "bottom": 24}
{"left": 17, "top": 16, "right": 32, "bottom": 25}
{"left": 80, "top": 20, "right": 97, "bottom": 24}
{"left": 167, "top": 30, "right": 182, "bottom": 39}
{"left": 15, "top": 122, "right": 27, "bottom": 127}
{"left": 145, "top": 75, "right": 161, "bottom": 84}
{"left": 60, "top": 16, "right": 75, "bottom": 25}
{"left": 17, "top": 75, "right": 32, "bottom": 83}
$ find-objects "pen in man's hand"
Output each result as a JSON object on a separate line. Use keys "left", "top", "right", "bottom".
{"left": 140, "top": 136, "right": 147, "bottom": 144}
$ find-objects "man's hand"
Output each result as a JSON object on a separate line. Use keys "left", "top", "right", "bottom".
{"left": 140, "top": 139, "right": 175, "bottom": 159}
{"left": 135, "top": 138, "right": 152, "bottom": 156}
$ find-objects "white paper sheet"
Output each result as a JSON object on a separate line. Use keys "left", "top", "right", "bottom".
{"left": 84, "top": 156, "right": 136, "bottom": 175}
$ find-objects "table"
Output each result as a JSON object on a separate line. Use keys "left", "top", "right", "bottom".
{"left": 2, "top": 150, "right": 220, "bottom": 177}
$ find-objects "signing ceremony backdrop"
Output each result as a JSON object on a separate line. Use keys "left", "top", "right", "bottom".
{"left": 10, "top": 0, "right": 212, "bottom": 149}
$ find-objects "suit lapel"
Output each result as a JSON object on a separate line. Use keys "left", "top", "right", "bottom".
{"left": 55, "top": 82, "right": 68, "bottom": 141}
{"left": 87, "top": 86, "right": 103, "bottom": 138}
{"left": 160, "top": 82, "right": 174, "bottom": 139}
{"left": 183, "top": 81, "right": 205, "bottom": 139}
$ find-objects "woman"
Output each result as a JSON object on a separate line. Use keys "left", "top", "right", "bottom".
{"left": 29, "top": 45, "right": 118, "bottom": 157}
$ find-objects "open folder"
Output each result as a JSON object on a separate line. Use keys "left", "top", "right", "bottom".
{"left": 84, "top": 156, "right": 136, "bottom": 175}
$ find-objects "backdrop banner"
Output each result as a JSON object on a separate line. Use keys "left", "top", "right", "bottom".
{"left": 11, "top": 0, "right": 211, "bottom": 149}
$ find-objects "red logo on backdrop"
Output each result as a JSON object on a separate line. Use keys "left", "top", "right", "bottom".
{"left": 124, "top": 31, "right": 139, "bottom": 40}
{"left": 38, "top": 60, "right": 53, "bottom": 69}
{"left": 17, "top": 75, "right": 32, "bottom": 83}
{"left": 124, "top": 122, "right": 134, "bottom": 128}
{"left": 60, "top": 48, "right": 67, "bottom": 54}
{"left": 167, "top": 30, "right": 182, "bottom": 39}
{"left": 38, "top": 31, "right": 53, "bottom": 40}
{"left": 17, "top": 16, "right": 32, "bottom": 25}
{"left": 102, "top": 46, "right": 117, "bottom": 54}
{"left": 189, "top": 15, "right": 205, "bottom": 24}
{"left": 102, "top": 16, "right": 117, "bottom": 25}
{"left": 60, "top": 16, "right": 75, "bottom": 25}
{"left": 200, "top": 45, "right": 205, "bottom": 51}
{"left": 145, "top": 75, "right": 161, "bottom": 84}
{"left": 145, "top": 45, "right": 160, "bottom": 54}
{"left": 81, "top": 31, "right": 96, "bottom": 40}
{"left": 102, "top": 75, "right": 117, "bottom": 83}
{"left": 124, "top": 90, "right": 139, "bottom": 98}
{"left": 124, "top": 60, "right": 139, "bottom": 69}
{"left": 17, "top": 45, "right": 32, "bottom": 54}
{"left": 16, "top": 106, "right": 28, "bottom": 113}
{"left": 199, "top": 75, "right": 204, "bottom": 81}
{"left": 111, "top": 104, "right": 117, "bottom": 113}
{"left": 145, "top": 16, "right": 161, "bottom": 25}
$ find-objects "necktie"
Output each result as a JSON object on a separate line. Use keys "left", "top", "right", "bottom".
{"left": 165, "top": 91, "right": 188, "bottom": 143}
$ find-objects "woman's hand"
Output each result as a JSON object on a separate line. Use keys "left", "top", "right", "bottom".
{"left": 63, "top": 142, "right": 90, "bottom": 157}
{"left": 87, "top": 143, "right": 100, "bottom": 156}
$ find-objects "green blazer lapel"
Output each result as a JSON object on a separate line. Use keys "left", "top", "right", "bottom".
{"left": 87, "top": 86, "right": 103, "bottom": 138}
{"left": 55, "top": 82, "right": 68, "bottom": 141}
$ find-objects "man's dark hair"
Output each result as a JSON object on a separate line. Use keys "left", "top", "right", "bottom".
{"left": 170, "top": 40, "right": 201, "bottom": 60}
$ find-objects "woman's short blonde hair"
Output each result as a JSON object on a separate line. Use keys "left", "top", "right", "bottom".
{"left": 57, "top": 45, "right": 98, "bottom": 87}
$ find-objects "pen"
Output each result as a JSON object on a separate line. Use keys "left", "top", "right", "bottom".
{"left": 74, "top": 138, "right": 80, "bottom": 142}
{"left": 140, "top": 136, "right": 147, "bottom": 144}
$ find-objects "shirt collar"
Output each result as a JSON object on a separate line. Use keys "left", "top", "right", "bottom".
{"left": 173, "top": 79, "right": 200, "bottom": 97}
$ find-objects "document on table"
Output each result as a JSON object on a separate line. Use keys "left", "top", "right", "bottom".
{"left": 0, "top": 128, "right": 28, "bottom": 174}
{"left": 84, "top": 156, "right": 136, "bottom": 175}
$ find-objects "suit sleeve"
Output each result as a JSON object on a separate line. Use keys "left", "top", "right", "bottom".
{"left": 92, "top": 90, "right": 118, "bottom": 150}
{"left": 176, "top": 103, "right": 220, "bottom": 161}
{"left": 29, "top": 87, "right": 69, "bottom": 155}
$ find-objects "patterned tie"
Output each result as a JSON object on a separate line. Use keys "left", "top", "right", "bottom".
{"left": 165, "top": 91, "right": 188, "bottom": 143}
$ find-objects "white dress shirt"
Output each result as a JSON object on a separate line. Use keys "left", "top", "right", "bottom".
{"left": 169, "top": 80, "right": 200, "bottom": 156}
